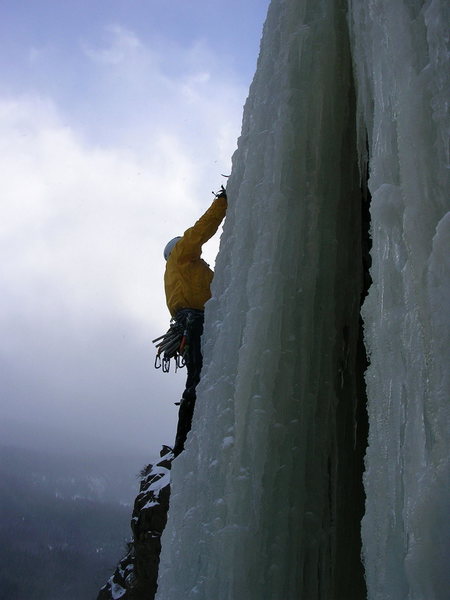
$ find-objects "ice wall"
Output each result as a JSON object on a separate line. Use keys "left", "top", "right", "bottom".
{"left": 157, "top": 1, "right": 367, "bottom": 598}
{"left": 348, "top": 1, "right": 449, "bottom": 598}
{"left": 156, "top": 0, "right": 449, "bottom": 599}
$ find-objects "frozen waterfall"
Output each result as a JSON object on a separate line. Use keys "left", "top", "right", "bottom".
{"left": 350, "top": 1, "right": 449, "bottom": 598}
{"left": 156, "top": 1, "right": 449, "bottom": 599}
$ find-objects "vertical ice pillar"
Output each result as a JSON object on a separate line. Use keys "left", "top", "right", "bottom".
{"left": 349, "top": 1, "right": 450, "bottom": 598}
{"left": 157, "top": 1, "right": 368, "bottom": 599}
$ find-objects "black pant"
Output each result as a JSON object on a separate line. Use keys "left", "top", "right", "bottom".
{"left": 173, "top": 310, "right": 204, "bottom": 456}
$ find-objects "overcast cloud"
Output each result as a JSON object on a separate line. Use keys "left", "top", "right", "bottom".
{"left": 0, "top": 16, "right": 259, "bottom": 460}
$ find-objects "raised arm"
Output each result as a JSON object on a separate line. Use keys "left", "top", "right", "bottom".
{"left": 172, "top": 193, "right": 227, "bottom": 262}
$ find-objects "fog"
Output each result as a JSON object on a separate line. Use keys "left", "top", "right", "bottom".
{"left": 1, "top": 314, "right": 180, "bottom": 459}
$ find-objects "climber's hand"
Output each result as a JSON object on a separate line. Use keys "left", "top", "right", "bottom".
{"left": 214, "top": 185, "right": 227, "bottom": 199}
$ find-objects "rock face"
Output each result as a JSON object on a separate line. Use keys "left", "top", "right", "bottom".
{"left": 97, "top": 446, "right": 173, "bottom": 600}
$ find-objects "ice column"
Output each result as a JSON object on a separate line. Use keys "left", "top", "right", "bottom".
{"left": 349, "top": 1, "right": 450, "bottom": 598}
{"left": 157, "top": 0, "right": 367, "bottom": 598}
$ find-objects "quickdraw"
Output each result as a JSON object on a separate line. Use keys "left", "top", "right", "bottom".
{"left": 153, "top": 309, "right": 203, "bottom": 373}
{"left": 152, "top": 318, "right": 187, "bottom": 373}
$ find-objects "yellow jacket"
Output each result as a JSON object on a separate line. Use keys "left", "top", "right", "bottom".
{"left": 164, "top": 196, "right": 227, "bottom": 316}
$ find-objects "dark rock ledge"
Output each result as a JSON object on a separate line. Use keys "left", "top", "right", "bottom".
{"left": 97, "top": 445, "right": 173, "bottom": 600}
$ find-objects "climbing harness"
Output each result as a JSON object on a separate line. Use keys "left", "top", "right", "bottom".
{"left": 152, "top": 309, "right": 203, "bottom": 373}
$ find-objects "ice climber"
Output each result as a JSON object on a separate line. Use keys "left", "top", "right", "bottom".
{"left": 163, "top": 186, "right": 227, "bottom": 456}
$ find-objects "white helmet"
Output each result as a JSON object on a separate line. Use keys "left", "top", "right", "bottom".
{"left": 163, "top": 236, "right": 181, "bottom": 260}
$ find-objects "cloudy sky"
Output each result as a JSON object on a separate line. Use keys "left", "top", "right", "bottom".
{"left": 1, "top": 0, "right": 270, "bottom": 460}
